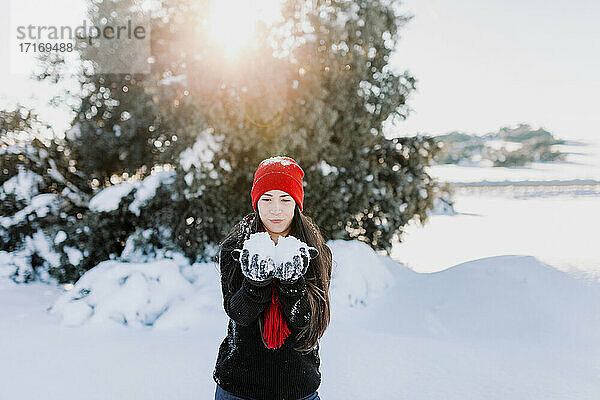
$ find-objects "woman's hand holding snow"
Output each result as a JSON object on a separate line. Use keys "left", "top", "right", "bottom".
{"left": 239, "top": 249, "right": 277, "bottom": 282}
{"left": 274, "top": 236, "right": 318, "bottom": 283}
{"left": 232, "top": 232, "right": 318, "bottom": 284}
{"left": 231, "top": 232, "right": 276, "bottom": 283}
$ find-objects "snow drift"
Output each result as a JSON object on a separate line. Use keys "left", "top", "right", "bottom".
{"left": 47, "top": 239, "right": 600, "bottom": 350}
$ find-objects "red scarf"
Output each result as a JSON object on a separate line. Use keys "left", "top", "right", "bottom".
{"left": 263, "top": 283, "right": 290, "bottom": 349}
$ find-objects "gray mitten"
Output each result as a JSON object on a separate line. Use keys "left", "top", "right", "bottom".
{"left": 231, "top": 248, "right": 276, "bottom": 282}
{"left": 231, "top": 232, "right": 277, "bottom": 283}
{"left": 275, "top": 238, "right": 318, "bottom": 282}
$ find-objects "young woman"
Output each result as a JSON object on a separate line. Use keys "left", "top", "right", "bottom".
{"left": 212, "top": 156, "right": 332, "bottom": 400}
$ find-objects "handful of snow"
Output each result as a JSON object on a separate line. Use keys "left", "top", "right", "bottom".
{"left": 233, "top": 232, "right": 318, "bottom": 278}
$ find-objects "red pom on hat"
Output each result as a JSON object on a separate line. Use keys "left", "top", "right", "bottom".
{"left": 250, "top": 156, "right": 305, "bottom": 212}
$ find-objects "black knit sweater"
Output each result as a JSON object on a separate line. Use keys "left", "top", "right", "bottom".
{"left": 212, "top": 237, "right": 321, "bottom": 400}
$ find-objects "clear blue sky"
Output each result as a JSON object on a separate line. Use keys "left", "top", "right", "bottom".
{"left": 1, "top": 0, "right": 599, "bottom": 141}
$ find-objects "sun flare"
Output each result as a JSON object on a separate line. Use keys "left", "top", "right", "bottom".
{"left": 206, "top": 0, "right": 283, "bottom": 59}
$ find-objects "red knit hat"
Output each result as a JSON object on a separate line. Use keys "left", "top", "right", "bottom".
{"left": 250, "top": 156, "right": 305, "bottom": 212}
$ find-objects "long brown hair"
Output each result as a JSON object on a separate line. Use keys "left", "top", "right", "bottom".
{"left": 219, "top": 204, "right": 332, "bottom": 352}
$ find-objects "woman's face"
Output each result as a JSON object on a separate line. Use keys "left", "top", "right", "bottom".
{"left": 257, "top": 189, "right": 295, "bottom": 239}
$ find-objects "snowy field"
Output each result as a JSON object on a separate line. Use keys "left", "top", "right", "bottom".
{"left": 2, "top": 238, "right": 600, "bottom": 399}
{"left": 2, "top": 139, "right": 600, "bottom": 399}
{"left": 393, "top": 188, "right": 600, "bottom": 278}
{"left": 397, "top": 137, "right": 600, "bottom": 277}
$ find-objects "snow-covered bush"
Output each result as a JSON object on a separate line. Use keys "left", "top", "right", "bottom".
{"left": 428, "top": 190, "right": 456, "bottom": 216}
{"left": 47, "top": 238, "right": 402, "bottom": 329}
{"left": 48, "top": 256, "right": 201, "bottom": 328}
{"left": 1, "top": 131, "right": 183, "bottom": 284}
{"left": 1, "top": 129, "right": 88, "bottom": 283}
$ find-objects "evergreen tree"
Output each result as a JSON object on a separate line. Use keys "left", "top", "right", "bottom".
{"left": 6, "top": 0, "right": 449, "bottom": 284}
{"left": 1, "top": 105, "right": 92, "bottom": 282}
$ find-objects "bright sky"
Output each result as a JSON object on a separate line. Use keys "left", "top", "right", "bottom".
{"left": 390, "top": 0, "right": 600, "bottom": 141}
{"left": 1, "top": 0, "right": 599, "bottom": 142}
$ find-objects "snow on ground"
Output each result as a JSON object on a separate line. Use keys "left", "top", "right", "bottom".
{"left": 393, "top": 188, "right": 600, "bottom": 278}
{"left": 3, "top": 137, "right": 600, "bottom": 399}
{"left": 400, "top": 136, "right": 600, "bottom": 278}
{"left": 2, "top": 237, "right": 600, "bottom": 399}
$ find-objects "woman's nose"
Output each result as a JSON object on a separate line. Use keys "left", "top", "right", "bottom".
{"left": 271, "top": 201, "right": 282, "bottom": 213}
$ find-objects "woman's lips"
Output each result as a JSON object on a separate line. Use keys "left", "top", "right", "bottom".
{"left": 269, "top": 219, "right": 283, "bottom": 223}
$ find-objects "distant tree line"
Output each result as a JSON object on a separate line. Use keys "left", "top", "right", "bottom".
{"left": 433, "top": 123, "right": 566, "bottom": 167}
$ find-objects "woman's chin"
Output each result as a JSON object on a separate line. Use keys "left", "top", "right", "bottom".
{"left": 265, "top": 224, "right": 290, "bottom": 235}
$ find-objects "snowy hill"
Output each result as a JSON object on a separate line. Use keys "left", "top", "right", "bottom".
{"left": 343, "top": 254, "right": 600, "bottom": 345}
{"left": 2, "top": 239, "right": 600, "bottom": 399}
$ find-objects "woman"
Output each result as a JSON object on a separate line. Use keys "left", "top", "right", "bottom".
{"left": 212, "top": 156, "right": 332, "bottom": 400}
